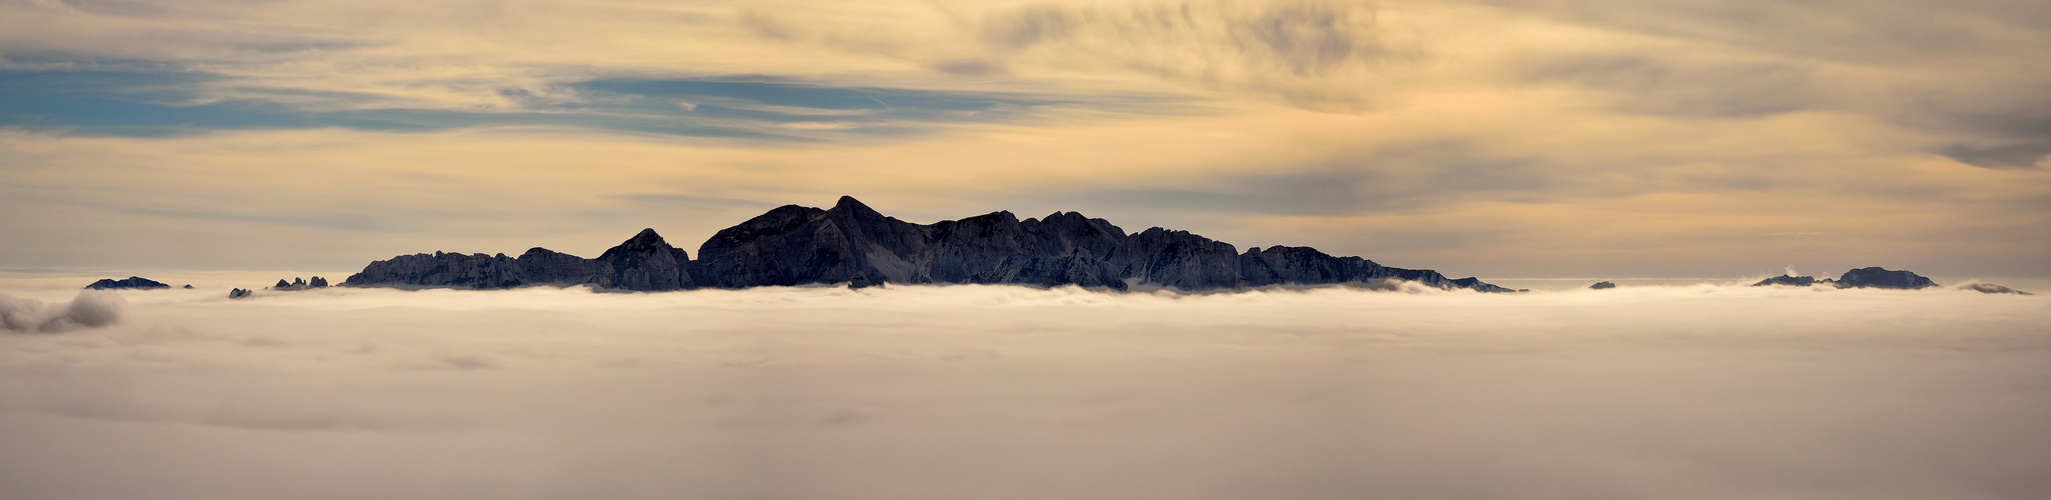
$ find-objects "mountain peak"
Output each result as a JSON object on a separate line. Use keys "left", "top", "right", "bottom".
{"left": 599, "top": 228, "right": 675, "bottom": 260}
{"left": 619, "top": 228, "right": 668, "bottom": 248}
{"left": 828, "top": 195, "right": 889, "bottom": 221}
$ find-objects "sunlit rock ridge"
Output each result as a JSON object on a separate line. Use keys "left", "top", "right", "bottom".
{"left": 344, "top": 196, "right": 1516, "bottom": 293}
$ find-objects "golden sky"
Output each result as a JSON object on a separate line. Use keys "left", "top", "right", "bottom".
{"left": 2, "top": 0, "right": 2047, "bottom": 279}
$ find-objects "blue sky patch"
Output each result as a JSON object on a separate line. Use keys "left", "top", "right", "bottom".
{"left": 0, "top": 69, "right": 1125, "bottom": 140}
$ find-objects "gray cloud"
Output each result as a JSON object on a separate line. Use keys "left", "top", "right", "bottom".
{"left": 979, "top": 1, "right": 1379, "bottom": 77}
{"left": 1482, "top": 0, "right": 2051, "bottom": 168}
{"left": 1475, "top": 0, "right": 2050, "bottom": 64}
{"left": 1522, "top": 55, "right": 1821, "bottom": 117}
{"left": 0, "top": 291, "right": 123, "bottom": 333}
{"left": 737, "top": 0, "right": 1391, "bottom": 109}
{"left": 1940, "top": 141, "right": 2051, "bottom": 169}
{"left": 1081, "top": 141, "right": 1550, "bottom": 216}
{"left": 0, "top": 285, "right": 2047, "bottom": 498}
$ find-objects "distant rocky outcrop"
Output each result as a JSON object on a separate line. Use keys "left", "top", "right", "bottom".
{"left": 345, "top": 196, "right": 1516, "bottom": 293}
{"left": 182, "top": 284, "right": 193, "bottom": 289}
{"left": 83, "top": 276, "right": 170, "bottom": 290}
{"left": 1959, "top": 282, "right": 2032, "bottom": 295}
{"left": 1752, "top": 274, "right": 1830, "bottom": 287}
{"left": 1752, "top": 267, "right": 1940, "bottom": 290}
{"left": 228, "top": 288, "right": 253, "bottom": 299}
{"left": 1835, "top": 267, "right": 1937, "bottom": 289}
{"left": 269, "top": 277, "right": 331, "bottom": 291}
{"left": 1589, "top": 281, "right": 1616, "bottom": 289}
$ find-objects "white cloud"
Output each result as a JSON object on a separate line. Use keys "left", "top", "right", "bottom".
{"left": 0, "top": 291, "right": 124, "bottom": 333}
{"left": 0, "top": 284, "right": 2045, "bottom": 498}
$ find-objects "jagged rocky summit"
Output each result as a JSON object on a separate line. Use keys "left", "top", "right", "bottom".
{"left": 345, "top": 196, "right": 1516, "bottom": 293}
{"left": 270, "top": 276, "right": 330, "bottom": 291}
{"left": 1753, "top": 274, "right": 1831, "bottom": 287}
{"left": 84, "top": 276, "right": 170, "bottom": 290}
{"left": 1752, "top": 267, "right": 1937, "bottom": 289}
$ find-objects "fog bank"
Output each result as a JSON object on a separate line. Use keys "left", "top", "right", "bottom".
{"left": 0, "top": 284, "right": 2046, "bottom": 499}
{"left": 0, "top": 291, "right": 124, "bottom": 333}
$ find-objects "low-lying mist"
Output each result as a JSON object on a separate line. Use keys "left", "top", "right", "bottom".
{"left": 1, "top": 284, "right": 2046, "bottom": 500}
{"left": 0, "top": 291, "right": 124, "bottom": 333}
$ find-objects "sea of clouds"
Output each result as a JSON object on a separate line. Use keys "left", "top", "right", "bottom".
{"left": 0, "top": 283, "right": 2046, "bottom": 499}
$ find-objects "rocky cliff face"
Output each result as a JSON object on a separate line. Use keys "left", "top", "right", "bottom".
{"left": 345, "top": 196, "right": 1515, "bottom": 293}
{"left": 345, "top": 251, "right": 527, "bottom": 289}
{"left": 593, "top": 229, "right": 694, "bottom": 290}
{"left": 1837, "top": 267, "right": 1937, "bottom": 289}
{"left": 1753, "top": 274, "right": 1826, "bottom": 287}
{"left": 345, "top": 229, "right": 692, "bottom": 291}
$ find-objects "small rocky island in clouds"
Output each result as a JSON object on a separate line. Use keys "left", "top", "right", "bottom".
{"left": 83, "top": 276, "right": 172, "bottom": 290}
{"left": 1755, "top": 267, "right": 1939, "bottom": 289}
{"left": 1754, "top": 267, "right": 2030, "bottom": 294}
{"left": 228, "top": 276, "right": 330, "bottom": 299}
{"left": 345, "top": 196, "right": 1519, "bottom": 293}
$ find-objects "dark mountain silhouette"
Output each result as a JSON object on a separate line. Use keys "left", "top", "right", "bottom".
{"left": 1753, "top": 267, "right": 1938, "bottom": 289}
{"left": 84, "top": 276, "right": 170, "bottom": 290}
{"left": 1752, "top": 274, "right": 1830, "bottom": 287}
{"left": 344, "top": 196, "right": 1516, "bottom": 293}
{"left": 269, "top": 277, "right": 331, "bottom": 291}
{"left": 1836, "top": 267, "right": 1937, "bottom": 289}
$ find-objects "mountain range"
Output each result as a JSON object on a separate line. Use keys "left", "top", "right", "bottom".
{"left": 343, "top": 196, "right": 1517, "bottom": 293}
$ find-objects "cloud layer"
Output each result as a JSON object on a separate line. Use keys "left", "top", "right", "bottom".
{"left": 0, "top": 284, "right": 2046, "bottom": 499}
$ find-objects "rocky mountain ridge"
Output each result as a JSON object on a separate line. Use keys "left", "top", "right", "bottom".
{"left": 83, "top": 276, "right": 171, "bottom": 290}
{"left": 1753, "top": 267, "right": 1941, "bottom": 289}
{"left": 344, "top": 196, "right": 1517, "bottom": 293}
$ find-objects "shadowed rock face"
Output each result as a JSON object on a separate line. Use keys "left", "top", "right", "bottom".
{"left": 1837, "top": 267, "right": 1938, "bottom": 289}
{"left": 1753, "top": 268, "right": 1944, "bottom": 290}
{"left": 594, "top": 229, "right": 694, "bottom": 290}
{"left": 84, "top": 277, "right": 169, "bottom": 290}
{"left": 1590, "top": 281, "right": 1617, "bottom": 289}
{"left": 270, "top": 277, "right": 331, "bottom": 291}
{"left": 345, "top": 196, "right": 1514, "bottom": 293}
{"left": 517, "top": 247, "right": 598, "bottom": 284}
{"left": 345, "top": 230, "right": 691, "bottom": 291}
{"left": 1753, "top": 275, "right": 1824, "bottom": 287}
{"left": 1108, "top": 228, "right": 1242, "bottom": 290}
{"left": 346, "top": 251, "right": 526, "bottom": 290}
